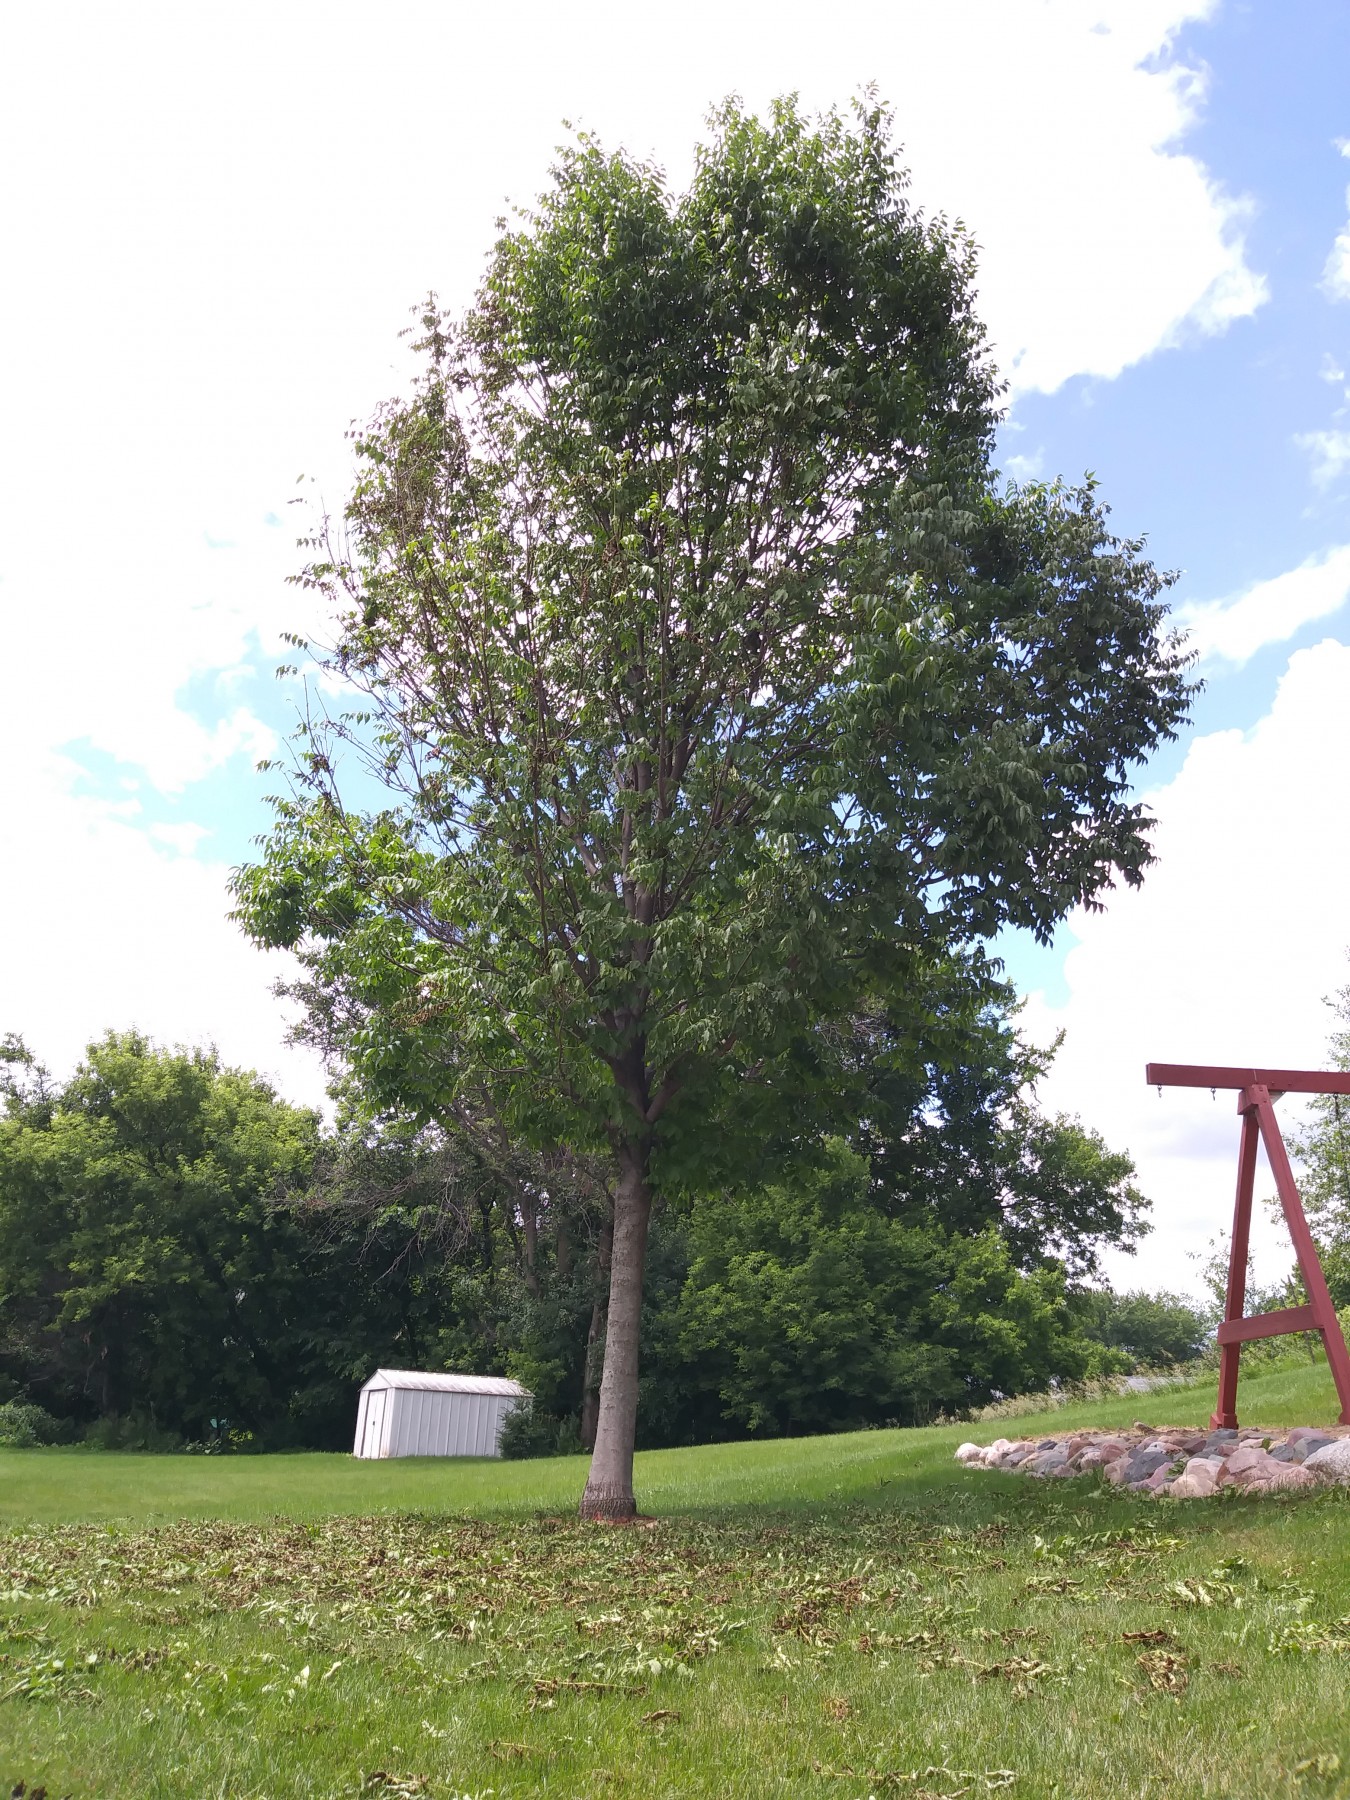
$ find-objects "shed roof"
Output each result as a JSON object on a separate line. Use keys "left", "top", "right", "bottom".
{"left": 361, "top": 1368, "right": 529, "bottom": 1398}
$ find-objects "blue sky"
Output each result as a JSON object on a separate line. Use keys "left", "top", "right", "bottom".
{"left": 3, "top": 0, "right": 1349, "bottom": 1292}
{"left": 990, "top": 2, "right": 1350, "bottom": 1056}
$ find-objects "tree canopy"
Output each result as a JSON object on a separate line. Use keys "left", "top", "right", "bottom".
{"left": 233, "top": 97, "right": 1194, "bottom": 1515}
{"left": 0, "top": 1033, "right": 319, "bottom": 1442}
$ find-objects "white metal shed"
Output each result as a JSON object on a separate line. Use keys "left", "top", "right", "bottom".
{"left": 353, "top": 1369, "right": 530, "bottom": 1459}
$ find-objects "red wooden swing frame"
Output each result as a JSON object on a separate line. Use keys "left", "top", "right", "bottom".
{"left": 1145, "top": 1063, "right": 1350, "bottom": 1429}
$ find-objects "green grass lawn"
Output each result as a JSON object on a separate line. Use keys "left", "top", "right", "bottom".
{"left": 3, "top": 1357, "right": 1349, "bottom": 1799}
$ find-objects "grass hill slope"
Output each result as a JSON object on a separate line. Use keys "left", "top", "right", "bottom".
{"left": 3, "top": 1358, "right": 1348, "bottom": 1799}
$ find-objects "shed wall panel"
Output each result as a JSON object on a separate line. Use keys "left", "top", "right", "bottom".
{"left": 392, "top": 1392, "right": 411, "bottom": 1457}
{"left": 352, "top": 1377, "right": 525, "bottom": 1457}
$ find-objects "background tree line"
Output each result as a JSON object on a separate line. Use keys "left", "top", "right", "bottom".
{"left": 0, "top": 993, "right": 1215, "bottom": 1454}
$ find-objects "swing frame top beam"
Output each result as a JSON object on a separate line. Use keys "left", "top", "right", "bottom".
{"left": 1146, "top": 1063, "right": 1350, "bottom": 1096}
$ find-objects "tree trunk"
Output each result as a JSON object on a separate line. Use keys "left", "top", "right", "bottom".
{"left": 521, "top": 1201, "right": 541, "bottom": 1297}
{"left": 579, "top": 1213, "right": 613, "bottom": 1453}
{"left": 579, "top": 1147, "right": 651, "bottom": 1519}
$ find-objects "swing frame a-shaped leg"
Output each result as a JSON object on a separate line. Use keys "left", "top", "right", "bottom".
{"left": 1212, "top": 1083, "right": 1350, "bottom": 1428}
{"left": 1146, "top": 1064, "right": 1350, "bottom": 1430}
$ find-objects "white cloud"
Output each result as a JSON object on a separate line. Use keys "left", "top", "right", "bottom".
{"left": 1004, "top": 450, "right": 1047, "bottom": 482}
{"left": 1297, "top": 430, "right": 1350, "bottom": 493}
{"left": 1021, "top": 638, "right": 1350, "bottom": 1296}
{"left": 148, "top": 822, "right": 214, "bottom": 855}
{"left": 1326, "top": 230, "right": 1350, "bottom": 303}
{"left": 1173, "top": 544, "right": 1350, "bottom": 663}
{"left": 0, "top": 749, "right": 329, "bottom": 1108}
{"left": 831, "top": 1, "right": 1269, "bottom": 396}
{"left": 0, "top": 0, "right": 1266, "bottom": 1092}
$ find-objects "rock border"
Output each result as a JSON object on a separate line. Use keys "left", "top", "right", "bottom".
{"left": 955, "top": 1423, "right": 1350, "bottom": 1497}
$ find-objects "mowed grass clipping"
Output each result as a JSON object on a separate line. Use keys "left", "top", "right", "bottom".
{"left": 2, "top": 1358, "right": 1349, "bottom": 1800}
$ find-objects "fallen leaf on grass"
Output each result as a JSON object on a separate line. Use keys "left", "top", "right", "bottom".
{"left": 1169, "top": 1578, "right": 1239, "bottom": 1609}
{"left": 857, "top": 1630, "right": 941, "bottom": 1654}
{"left": 976, "top": 1656, "right": 1057, "bottom": 1695}
{"left": 811, "top": 1762, "right": 1015, "bottom": 1794}
{"left": 1136, "top": 1649, "right": 1188, "bottom": 1696}
{"left": 1294, "top": 1753, "right": 1342, "bottom": 1779}
{"left": 360, "top": 1775, "right": 430, "bottom": 1797}
{"left": 1270, "top": 1621, "right": 1350, "bottom": 1656}
{"left": 488, "top": 1740, "right": 553, "bottom": 1763}
{"left": 528, "top": 1675, "right": 644, "bottom": 1700}
{"left": 2, "top": 1657, "right": 97, "bottom": 1704}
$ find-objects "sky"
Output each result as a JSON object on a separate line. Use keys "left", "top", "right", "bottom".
{"left": 2, "top": 0, "right": 1349, "bottom": 1297}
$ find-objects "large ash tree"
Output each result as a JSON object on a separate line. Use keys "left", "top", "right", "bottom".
{"left": 234, "top": 99, "right": 1193, "bottom": 1519}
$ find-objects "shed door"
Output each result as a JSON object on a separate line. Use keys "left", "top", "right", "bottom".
{"left": 362, "top": 1389, "right": 387, "bottom": 1458}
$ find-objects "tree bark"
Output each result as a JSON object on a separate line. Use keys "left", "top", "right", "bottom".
{"left": 579, "top": 1213, "right": 613, "bottom": 1453}
{"left": 521, "top": 1200, "right": 541, "bottom": 1297}
{"left": 579, "top": 1146, "right": 651, "bottom": 1519}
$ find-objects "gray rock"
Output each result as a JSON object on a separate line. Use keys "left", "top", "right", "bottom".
{"left": 1294, "top": 1432, "right": 1334, "bottom": 1455}
{"left": 1029, "top": 1452, "right": 1069, "bottom": 1476}
{"left": 1122, "top": 1447, "right": 1174, "bottom": 1484}
{"left": 1268, "top": 1441, "right": 1307, "bottom": 1463}
{"left": 1304, "top": 1438, "right": 1350, "bottom": 1483}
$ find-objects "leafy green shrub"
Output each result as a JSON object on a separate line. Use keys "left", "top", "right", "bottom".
{"left": 79, "top": 1414, "right": 183, "bottom": 1453}
{"left": 499, "top": 1404, "right": 579, "bottom": 1460}
{"left": 0, "top": 1399, "right": 70, "bottom": 1447}
{"left": 179, "top": 1427, "right": 259, "bottom": 1455}
{"left": 1070, "top": 1288, "right": 1210, "bottom": 1370}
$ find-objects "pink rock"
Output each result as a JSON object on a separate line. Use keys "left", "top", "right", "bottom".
{"left": 1263, "top": 1462, "right": 1317, "bottom": 1492}
{"left": 1225, "top": 1443, "right": 1272, "bottom": 1476}
{"left": 1170, "top": 1464, "right": 1219, "bottom": 1499}
{"left": 1228, "top": 1450, "right": 1285, "bottom": 1488}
